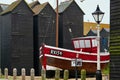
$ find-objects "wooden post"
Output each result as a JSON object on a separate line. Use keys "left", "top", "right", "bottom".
{"left": 13, "top": 68, "right": 17, "bottom": 80}
{"left": 64, "top": 70, "right": 69, "bottom": 80}
{"left": 41, "top": 69, "right": 46, "bottom": 80}
{"left": 81, "top": 69, "right": 86, "bottom": 80}
{"left": 30, "top": 68, "right": 35, "bottom": 80}
{"left": 4, "top": 68, "right": 8, "bottom": 79}
{"left": 55, "top": 69, "right": 60, "bottom": 80}
{"left": 21, "top": 68, "right": 26, "bottom": 80}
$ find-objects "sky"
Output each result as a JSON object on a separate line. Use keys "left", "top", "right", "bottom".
{"left": 0, "top": 0, "right": 110, "bottom": 24}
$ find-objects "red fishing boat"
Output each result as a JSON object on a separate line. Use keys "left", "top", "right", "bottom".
{"left": 39, "top": 0, "right": 109, "bottom": 73}
{"left": 39, "top": 36, "right": 110, "bottom": 73}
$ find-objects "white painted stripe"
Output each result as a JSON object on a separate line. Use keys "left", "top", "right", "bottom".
{"left": 44, "top": 45, "right": 110, "bottom": 56}
{"left": 44, "top": 54, "right": 109, "bottom": 63}
{"left": 39, "top": 55, "right": 43, "bottom": 58}
{"left": 45, "top": 65, "right": 62, "bottom": 70}
{"left": 82, "top": 60, "right": 110, "bottom": 63}
{"left": 45, "top": 54, "right": 71, "bottom": 60}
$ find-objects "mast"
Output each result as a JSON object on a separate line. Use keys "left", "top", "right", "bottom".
{"left": 56, "top": 0, "right": 59, "bottom": 47}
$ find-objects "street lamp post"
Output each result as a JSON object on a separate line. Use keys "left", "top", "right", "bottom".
{"left": 92, "top": 5, "right": 104, "bottom": 80}
{"left": 75, "top": 53, "right": 79, "bottom": 80}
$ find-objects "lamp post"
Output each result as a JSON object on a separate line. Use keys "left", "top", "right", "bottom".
{"left": 92, "top": 5, "right": 104, "bottom": 80}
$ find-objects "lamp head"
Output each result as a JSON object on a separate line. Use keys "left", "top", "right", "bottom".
{"left": 92, "top": 5, "right": 104, "bottom": 24}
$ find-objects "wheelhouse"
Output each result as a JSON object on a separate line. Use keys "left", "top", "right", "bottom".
{"left": 72, "top": 36, "right": 97, "bottom": 53}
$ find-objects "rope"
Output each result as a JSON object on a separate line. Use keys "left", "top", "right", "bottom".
{"left": 42, "top": 16, "right": 51, "bottom": 43}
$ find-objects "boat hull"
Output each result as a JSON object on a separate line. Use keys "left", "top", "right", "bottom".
{"left": 40, "top": 55, "right": 108, "bottom": 73}
{"left": 39, "top": 44, "right": 110, "bottom": 73}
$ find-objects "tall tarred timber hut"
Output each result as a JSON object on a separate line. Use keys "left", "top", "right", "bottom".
{"left": 0, "top": 0, "right": 34, "bottom": 75}
{"left": 110, "top": 0, "right": 120, "bottom": 79}
{"left": 31, "top": 2, "right": 56, "bottom": 75}
{"left": 58, "top": 0, "right": 84, "bottom": 50}
{"left": 0, "top": 32, "right": 1, "bottom": 70}
{"left": 100, "top": 28, "right": 109, "bottom": 52}
{"left": 0, "top": 3, "right": 8, "bottom": 75}
{"left": 29, "top": 0, "right": 41, "bottom": 75}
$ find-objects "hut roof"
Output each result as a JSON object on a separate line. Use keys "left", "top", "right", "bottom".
{"left": 103, "top": 28, "right": 110, "bottom": 32}
{"left": 100, "top": 28, "right": 110, "bottom": 37}
{"left": 0, "top": 0, "right": 33, "bottom": 15}
{"left": 86, "top": 28, "right": 110, "bottom": 37}
{"left": 0, "top": 3, "right": 9, "bottom": 11}
{"left": 86, "top": 29, "right": 97, "bottom": 36}
{"left": 32, "top": 2, "right": 48, "bottom": 15}
{"left": 58, "top": 0, "right": 84, "bottom": 14}
{"left": 29, "top": 0, "right": 40, "bottom": 9}
{"left": 0, "top": 0, "right": 21, "bottom": 15}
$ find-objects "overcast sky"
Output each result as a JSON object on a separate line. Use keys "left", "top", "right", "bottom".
{"left": 0, "top": 0, "right": 110, "bottom": 24}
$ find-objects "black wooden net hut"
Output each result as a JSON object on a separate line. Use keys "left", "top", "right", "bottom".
{"left": 110, "top": 0, "right": 120, "bottom": 79}
{"left": 0, "top": 0, "right": 34, "bottom": 75}
{"left": 58, "top": 0, "right": 84, "bottom": 50}
{"left": 31, "top": 2, "right": 56, "bottom": 75}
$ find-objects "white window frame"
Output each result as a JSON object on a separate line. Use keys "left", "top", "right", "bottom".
{"left": 73, "top": 40, "right": 79, "bottom": 48}
{"left": 92, "top": 39, "right": 97, "bottom": 47}
{"left": 85, "top": 40, "right": 91, "bottom": 48}
{"left": 79, "top": 40, "right": 85, "bottom": 48}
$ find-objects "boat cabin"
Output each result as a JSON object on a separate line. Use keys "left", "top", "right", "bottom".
{"left": 72, "top": 36, "right": 97, "bottom": 53}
